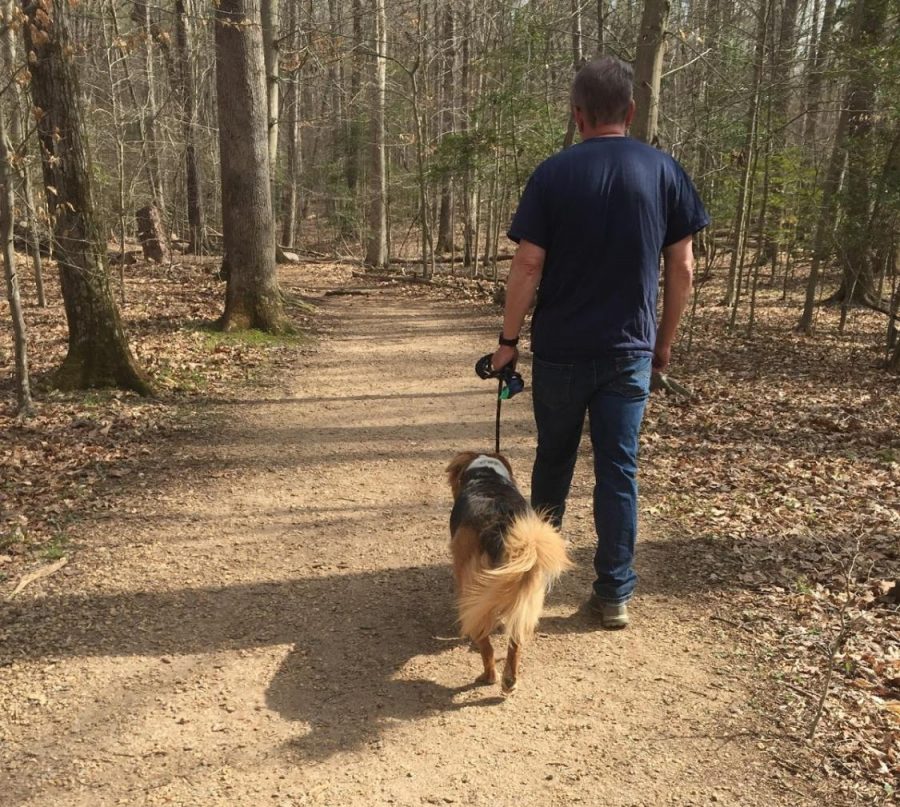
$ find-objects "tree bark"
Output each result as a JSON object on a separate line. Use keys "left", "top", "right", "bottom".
{"left": 0, "top": 100, "right": 32, "bottom": 414}
{"left": 724, "top": 0, "right": 769, "bottom": 309}
{"left": 562, "top": 0, "right": 584, "bottom": 149}
{"left": 2, "top": 1, "right": 45, "bottom": 307}
{"left": 136, "top": 205, "right": 170, "bottom": 264}
{"left": 760, "top": 0, "right": 799, "bottom": 263}
{"left": 631, "top": 0, "right": 670, "bottom": 145}
{"left": 803, "top": 0, "right": 836, "bottom": 151}
{"left": 261, "top": 0, "right": 280, "bottom": 184}
{"left": 345, "top": 0, "right": 362, "bottom": 194}
{"left": 831, "top": 0, "right": 889, "bottom": 306}
{"left": 175, "top": 0, "right": 206, "bottom": 254}
{"left": 798, "top": 106, "right": 850, "bottom": 333}
{"left": 436, "top": 4, "right": 455, "bottom": 253}
{"left": 23, "top": 0, "right": 151, "bottom": 394}
{"left": 132, "top": 0, "right": 165, "bottom": 221}
{"left": 365, "top": 0, "right": 388, "bottom": 268}
{"left": 214, "top": 0, "right": 285, "bottom": 332}
{"left": 281, "top": 1, "right": 303, "bottom": 249}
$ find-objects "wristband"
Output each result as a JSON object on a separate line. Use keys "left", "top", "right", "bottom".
{"left": 498, "top": 332, "right": 519, "bottom": 347}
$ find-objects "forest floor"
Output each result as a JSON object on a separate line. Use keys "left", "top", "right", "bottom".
{"left": 1, "top": 257, "right": 898, "bottom": 806}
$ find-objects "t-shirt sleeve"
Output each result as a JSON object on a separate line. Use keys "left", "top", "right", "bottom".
{"left": 664, "top": 161, "right": 710, "bottom": 247}
{"left": 507, "top": 170, "right": 551, "bottom": 249}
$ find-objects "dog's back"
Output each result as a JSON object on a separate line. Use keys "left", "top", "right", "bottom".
{"left": 449, "top": 456, "right": 529, "bottom": 566}
{"left": 446, "top": 452, "right": 570, "bottom": 645}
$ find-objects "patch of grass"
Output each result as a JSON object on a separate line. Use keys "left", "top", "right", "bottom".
{"left": 0, "top": 527, "right": 25, "bottom": 552}
{"left": 153, "top": 360, "right": 209, "bottom": 393}
{"left": 794, "top": 576, "right": 813, "bottom": 595}
{"left": 194, "top": 323, "right": 311, "bottom": 350}
{"left": 42, "top": 533, "right": 69, "bottom": 561}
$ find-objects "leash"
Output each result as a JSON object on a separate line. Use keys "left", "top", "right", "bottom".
{"left": 475, "top": 355, "right": 524, "bottom": 454}
{"left": 495, "top": 379, "right": 502, "bottom": 453}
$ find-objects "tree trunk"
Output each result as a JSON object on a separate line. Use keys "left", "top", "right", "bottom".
{"left": 798, "top": 107, "right": 850, "bottom": 333}
{"left": 562, "top": 0, "right": 584, "bottom": 149}
{"left": 261, "top": 0, "right": 280, "bottom": 184}
{"left": 724, "top": 0, "right": 769, "bottom": 309}
{"left": 831, "top": 0, "right": 889, "bottom": 307}
{"left": 2, "top": 1, "right": 45, "bottom": 307}
{"left": 281, "top": 1, "right": 303, "bottom": 249}
{"left": 803, "top": 0, "right": 836, "bottom": 151}
{"left": 436, "top": 4, "right": 455, "bottom": 253}
{"left": 175, "top": 0, "right": 206, "bottom": 254}
{"left": 214, "top": 0, "right": 285, "bottom": 332}
{"left": 631, "top": 0, "right": 670, "bottom": 145}
{"left": 597, "top": 0, "right": 604, "bottom": 53}
{"left": 365, "top": 0, "right": 388, "bottom": 268}
{"left": 0, "top": 101, "right": 32, "bottom": 415}
{"left": 761, "top": 0, "right": 799, "bottom": 263}
{"left": 460, "top": 0, "right": 475, "bottom": 270}
{"left": 23, "top": 0, "right": 151, "bottom": 394}
{"left": 136, "top": 205, "right": 170, "bottom": 264}
{"left": 132, "top": 0, "right": 165, "bottom": 221}
{"left": 345, "top": 0, "right": 362, "bottom": 194}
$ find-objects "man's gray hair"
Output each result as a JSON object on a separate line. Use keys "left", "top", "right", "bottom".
{"left": 571, "top": 56, "right": 634, "bottom": 126}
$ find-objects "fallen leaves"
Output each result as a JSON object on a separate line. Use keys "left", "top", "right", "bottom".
{"left": 0, "top": 253, "right": 323, "bottom": 584}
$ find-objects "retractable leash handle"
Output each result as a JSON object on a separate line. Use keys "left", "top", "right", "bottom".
{"left": 475, "top": 354, "right": 526, "bottom": 453}
{"left": 474, "top": 354, "right": 525, "bottom": 399}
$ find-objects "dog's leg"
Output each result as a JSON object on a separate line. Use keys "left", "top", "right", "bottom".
{"left": 475, "top": 637, "right": 497, "bottom": 685}
{"left": 502, "top": 639, "right": 520, "bottom": 694}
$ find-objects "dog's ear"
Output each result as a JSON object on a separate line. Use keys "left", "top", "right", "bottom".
{"left": 490, "top": 452, "right": 515, "bottom": 483}
{"left": 446, "top": 451, "right": 479, "bottom": 498}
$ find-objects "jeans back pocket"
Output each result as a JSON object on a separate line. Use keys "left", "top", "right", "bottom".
{"left": 532, "top": 357, "right": 576, "bottom": 409}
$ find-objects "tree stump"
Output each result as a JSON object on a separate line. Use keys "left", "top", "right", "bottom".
{"left": 135, "top": 205, "right": 170, "bottom": 264}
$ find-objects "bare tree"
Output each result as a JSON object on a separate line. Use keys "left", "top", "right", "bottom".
{"left": 0, "top": 100, "right": 31, "bottom": 414}
{"left": 632, "top": 0, "right": 670, "bottom": 145}
{"left": 2, "top": 0, "right": 44, "bottom": 307}
{"left": 23, "top": 0, "right": 151, "bottom": 393}
{"left": 214, "top": 0, "right": 285, "bottom": 332}
{"left": 365, "top": 0, "right": 388, "bottom": 268}
{"left": 175, "top": 0, "right": 206, "bottom": 254}
{"left": 261, "top": 0, "right": 279, "bottom": 184}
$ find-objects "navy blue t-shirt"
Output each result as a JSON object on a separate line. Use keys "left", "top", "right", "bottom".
{"left": 508, "top": 136, "right": 709, "bottom": 360}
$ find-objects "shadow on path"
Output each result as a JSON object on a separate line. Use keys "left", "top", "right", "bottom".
{"left": 1, "top": 531, "right": 747, "bottom": 761}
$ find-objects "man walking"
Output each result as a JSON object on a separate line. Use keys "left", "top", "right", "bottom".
{"left": 490, "top": 56, "right": 709, "bottom": 628}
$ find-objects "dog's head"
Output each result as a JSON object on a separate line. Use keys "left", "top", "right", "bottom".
{"left": 446, "top": 451, "right": 514, "bottom": 499}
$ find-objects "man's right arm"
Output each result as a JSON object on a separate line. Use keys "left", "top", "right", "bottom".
{"left": 655, "top": 235, "right": 694, "bottom": 372}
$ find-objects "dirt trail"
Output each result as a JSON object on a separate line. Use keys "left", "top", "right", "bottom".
{"left": 2, "top": 271, "right": 825, "bottom": 806}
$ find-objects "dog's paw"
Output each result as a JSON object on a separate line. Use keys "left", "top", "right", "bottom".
{"left": 501, "top": 675, "right": 517, "bottom": 695}
{"left": 475, "top": 670, "right": 497, "bottom": 686}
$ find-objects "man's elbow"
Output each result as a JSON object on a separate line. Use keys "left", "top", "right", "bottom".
{"left": 667, "top": 258, "right": 694, "bottom": 287}
{"left": 511, "top": 240, "right": 546, "bottom": 283}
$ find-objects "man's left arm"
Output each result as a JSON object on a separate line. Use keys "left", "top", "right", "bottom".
{"left": 491, "top": 239, "right": 546, "bottom": 371}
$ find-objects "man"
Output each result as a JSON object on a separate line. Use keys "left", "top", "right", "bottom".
{"left": 490, "top": 56, "right": 709, "bottom": 629}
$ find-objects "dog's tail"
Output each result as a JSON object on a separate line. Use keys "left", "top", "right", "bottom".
{"left": 458, "top": 511, "right": 571, "bottom": 646}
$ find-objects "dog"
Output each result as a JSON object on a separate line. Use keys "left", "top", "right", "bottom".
{"left": 446, "top": 451, "right": 571, "bottom": 693}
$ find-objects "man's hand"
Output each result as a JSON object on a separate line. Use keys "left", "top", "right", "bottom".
{"left": 491, "top": 344, "right": 518, "bottom": 372}
{"left": 652, "top": 342, "right": 671, "bottom": 372}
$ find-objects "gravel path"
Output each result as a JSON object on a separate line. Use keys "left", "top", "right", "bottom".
{"left": 1, "top": 270, "right": 826, "bottom": 806}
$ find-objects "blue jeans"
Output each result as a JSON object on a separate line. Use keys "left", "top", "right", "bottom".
{"left": 530, "top": 354, "right": 651, "bottom": 605}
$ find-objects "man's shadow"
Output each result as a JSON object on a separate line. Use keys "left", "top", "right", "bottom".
{"left": 3, "top": 535, "right": 734, "bottom": 762}
{"left": 2, "top": 562, "right": 510, "bottom": 762}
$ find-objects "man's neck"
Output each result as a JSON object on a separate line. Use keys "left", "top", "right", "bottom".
{"left": 581, "top": 126, "right": 627, "bottom": 139}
